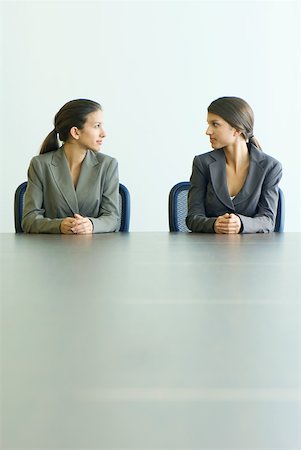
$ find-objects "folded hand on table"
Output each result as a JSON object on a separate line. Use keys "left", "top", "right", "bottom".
{"left": 60, "top": 214, "right": 93, "bottom": 235}
{"left": 214, "top": 213, "right": 241, "bottom": 234}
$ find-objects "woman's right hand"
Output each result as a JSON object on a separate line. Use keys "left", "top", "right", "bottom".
{"left": 60, "top": 217, "right": 77, "bottom": 234}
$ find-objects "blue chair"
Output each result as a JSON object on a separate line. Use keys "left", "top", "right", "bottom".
{"left": 169, "top": 181, "right": 285, "bottom": 233}
{"left": 14, "top": 182, "right": 130, "bottom": 232}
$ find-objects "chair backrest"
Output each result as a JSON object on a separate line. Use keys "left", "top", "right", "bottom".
{"left": 168, "top": 181, "right": 285, "bottom": 233}
{"left": 14, "top": 182, "right": 130, "bottom": 233}
{"left": 118, "top": 183, "right": 130, "bottom": 232}
{"left": 274, "top": 186, "right": 285, "bottom": 233}
{"left": 168, "top": 182, "right": 191, "bottom": 232}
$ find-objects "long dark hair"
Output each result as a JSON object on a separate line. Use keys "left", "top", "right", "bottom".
{"left": 208, "top": 96, "right": 261, "bottom": 150}
{"left": 40, "top": 99, "right": 102, "bottom": 154}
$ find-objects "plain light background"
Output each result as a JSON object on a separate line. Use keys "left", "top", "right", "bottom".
{"left": 1, "top": 0, "right": 300, "bottom": 232}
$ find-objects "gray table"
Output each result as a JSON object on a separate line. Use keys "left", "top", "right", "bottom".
{"left": 1, "top": 232, "right": 301, "bottom": 449}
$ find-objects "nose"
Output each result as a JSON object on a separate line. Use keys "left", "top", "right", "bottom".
{"left": 100, "top": 126, "right": 106, "bottom": 138}
{"left": 206, "top": 125, "right": 212, "bottom": 135}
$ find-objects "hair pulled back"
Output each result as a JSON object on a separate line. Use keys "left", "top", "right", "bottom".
{"left": 208, "top": 96, "right": 261, "bottom": 150}
{"left": 40, "top": 99, "right": 102, "bottom": 154}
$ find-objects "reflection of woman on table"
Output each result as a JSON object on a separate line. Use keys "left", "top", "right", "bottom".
{"left": 186, "top": 97, "right": 282, "bottom": 234}
{"left": 23, "top": 99, "right": 119, "bottom": 234}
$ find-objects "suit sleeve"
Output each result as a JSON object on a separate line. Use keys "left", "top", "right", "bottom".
{"left": 22, "top": 157, "right": 62, "bottom": 234}
{"left": 237, "top": 160, "right": 282, "bottom": 233}
{"left": 186, "top": 156, "right": 217, "bottom": 233}
{"left": 88, "top": 158, "right": 120, "bottom": 233}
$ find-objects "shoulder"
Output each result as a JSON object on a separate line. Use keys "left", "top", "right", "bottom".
{"left": 94, "top": 151, "right": 117, "bottom": 164}
{"left": 250, "top": 146, "right": 282, "bottom": 170}
{"left": 262, "top": 151, "right": 281, "bottom": 168}
{"left": 28, "top": 150, "right": 56, "bottom": 169}
{"left": 88, "top": 151, "right": 118, "bottom": 167}
{"left": 193, "top": 148, "right": 223, "bottom": 166}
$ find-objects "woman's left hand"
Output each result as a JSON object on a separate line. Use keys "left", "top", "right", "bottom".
{"left": 71, "top": 214, "right": 93, "bottom": 234}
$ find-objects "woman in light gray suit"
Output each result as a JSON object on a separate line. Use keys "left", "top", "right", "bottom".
{"left": 186, "top": 97, "right": 282, "bottom": 234}
{"left": 22, "top": 99, "right": 119, "bottom": 234}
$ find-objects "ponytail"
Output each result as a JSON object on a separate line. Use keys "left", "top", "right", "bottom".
{"left": 249, "top": 135, "right": 262, "bottom": 151}
{"left": 39, "top": 129, "right": 59, "bottom": 154}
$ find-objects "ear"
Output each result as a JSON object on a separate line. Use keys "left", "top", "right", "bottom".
{"left": 69, "top": 126, "right": 80, "bottom": 140}
{"left": 233, "top": 129, "right": 242, "bottom": 137}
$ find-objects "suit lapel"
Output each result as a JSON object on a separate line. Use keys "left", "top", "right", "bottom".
{"left": 233, "top": 145, "right": 265, "bottom": 206}
{"left": 76, "top": 150, "right": 101, "bottom": 209}
{"left": 49, "top": 147, "right": 79, "bottom": 214}
{"left": 209, "top": 149, "right": 234, "bottom": 210}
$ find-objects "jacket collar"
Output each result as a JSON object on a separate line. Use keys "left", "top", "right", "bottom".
{"left": 49, "top": 146, "right": 101, "bottom": 214}
{"left": 208, "top": 144, "right": 265, "bottom": 210}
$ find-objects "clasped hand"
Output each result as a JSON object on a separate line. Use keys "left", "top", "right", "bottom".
{"left": 60, "top": 214, "right": 93, "bottom": 235}
{"left": 214, "top": 213, "right": 241, "bottom": 234}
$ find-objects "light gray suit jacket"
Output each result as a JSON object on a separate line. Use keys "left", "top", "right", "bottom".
{"left": 186, "top": 144, "right": 282, "bottom": 233}
{"left": 22, "top": 147, "right": 119, "bottom": 233}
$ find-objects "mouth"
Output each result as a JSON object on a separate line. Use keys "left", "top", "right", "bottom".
{"left": 96, "top": 141, "right": 103, "bottom": 145}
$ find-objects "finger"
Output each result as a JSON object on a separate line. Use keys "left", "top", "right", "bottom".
{"left": 221, "top": 224, "right": 238, "bottom": 231}
{"left": 228, "top": 217, "right": 240, "bottom": 224}
{"left": 75, "top": 219, "right": 90, "bottom": 229}
{"left": 65, "top": 217, "right": 76, "bottom": 224}
{"left": 216, "top": 224, "right": 236, "bottom": 232}
{"left": 72, "top": 224, "right": 87, "bottom": 234}
{"left": 228, "top": 225, "right": 240, "bottom": 232}
{"left": 74, "top": 229, "right": 87, "bottom": 235}
{"left": 216, "top": 220, "right": 231, "bottom": 226}
{"left": 66, "top": 228, "right": 75, "bottom": 235}
{"left": 215, "top": 226, "right": 229, "bottom": 233}
{"left": 67, "top": 220, "right": 76, "bottom": 227}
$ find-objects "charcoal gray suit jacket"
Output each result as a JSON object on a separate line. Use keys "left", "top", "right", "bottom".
{"left": 186, "top": 144, "right": 282, "bottom": 233}
{"left": 22, "top": 146, "right": 119, "bottom": 233}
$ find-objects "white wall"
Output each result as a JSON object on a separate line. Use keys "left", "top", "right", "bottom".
{"left": 1, "top": 0, "right": 300, "bottom": 231}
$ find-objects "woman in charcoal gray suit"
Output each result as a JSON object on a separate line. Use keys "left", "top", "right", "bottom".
{"left": 22, "top": 99, "right": 119, "bottom": 234}
{"left": 186, "top": 97, "right": 282, "bottom": 234}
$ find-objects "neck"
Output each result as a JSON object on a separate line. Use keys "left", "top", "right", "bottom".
{"left": 223, "top": 141, "right": 249, "bottom": 171}
{"left": 63, "top": 142, "right": 87, "bottom": 168}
